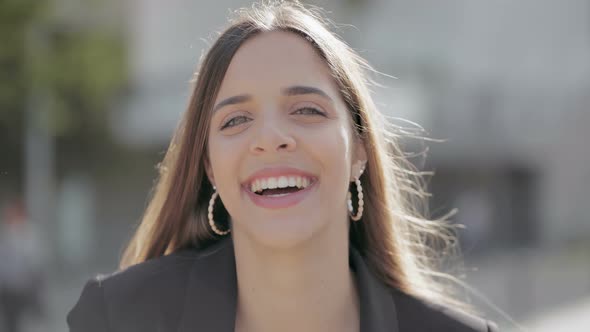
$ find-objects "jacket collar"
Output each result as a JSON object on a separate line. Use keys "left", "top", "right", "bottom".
{"left": 177, "top": 237, "right": 399, "bottom": 332}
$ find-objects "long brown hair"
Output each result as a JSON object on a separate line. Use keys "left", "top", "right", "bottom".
{"left": 120, "top": 0, "right": 469, "bottom": 311}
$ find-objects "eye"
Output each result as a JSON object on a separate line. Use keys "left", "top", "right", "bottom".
{"left": 220, "top": 115, "right": 252, "bottom": 130}
{"left": 292, "top": 107, "right": 326, "bottom": 116}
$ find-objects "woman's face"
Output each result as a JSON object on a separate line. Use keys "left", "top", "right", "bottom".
{"left": 206, "top": 31, "right": 366, "bottom": 249}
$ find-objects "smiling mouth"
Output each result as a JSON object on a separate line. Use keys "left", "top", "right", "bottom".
{"left": 242, "top": 174, "right": 318, "bottom": 209}
{"left": 256, "top": 187, "right": 301, "bottom": 196}
{"left": 247, "top": 175, "right": 315, "bottom": 196}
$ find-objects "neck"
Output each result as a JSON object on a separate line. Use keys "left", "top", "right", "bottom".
{"left": 232, "top": 224, "right": 360, "bottom": 332}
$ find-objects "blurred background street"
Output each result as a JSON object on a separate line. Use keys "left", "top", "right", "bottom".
{"left": 1, "top": 0, "right": 589, "bottom": 331}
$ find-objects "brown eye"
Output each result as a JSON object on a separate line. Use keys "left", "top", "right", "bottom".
{"left": 292, "top": 107, "right": 326, "bottom": 116}
{"left": 221, "top": 115, "right": 252, "bottom": 129}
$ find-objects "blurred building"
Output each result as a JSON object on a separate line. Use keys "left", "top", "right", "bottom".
{"left": 112, "top": 0, "right": 590, "bottom": 250}
{"left": 101, "top": 1, "right": 590, "bottom": 325}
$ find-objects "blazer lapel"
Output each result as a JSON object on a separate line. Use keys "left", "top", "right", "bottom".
{"left": 177, "top": 237, "right": 237, "bottom": 332}
{"left": 177, "top": 238, "right": 400, "bottom": 332}
{"left": 350, "top": 246, "right": 400, "bottom": 332}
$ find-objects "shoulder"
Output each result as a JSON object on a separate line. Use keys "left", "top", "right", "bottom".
{"left": 67, "top": 244, "right": 217, "bottom": 332}
{"left": 391, "top": 289, "right": 499, "bottom": 332}
{"left": 94, "top": 247, "right": 200, "bottom": 293}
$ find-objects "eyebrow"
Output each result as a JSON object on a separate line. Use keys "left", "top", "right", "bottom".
{"left": 212, "top": 85, "right": 333, "bottom": 113}
{"left": 212, "top": 94, "right": 252, "bottom": 113}
{"left": 281, "top": 85, "right": 333, "bottom": 101}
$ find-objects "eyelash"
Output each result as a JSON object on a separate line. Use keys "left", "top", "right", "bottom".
{"left": 220, "top": 115, "right": 250, "bottom": 130}
{"left": 220, "top": 107, "right": 326, "bottom": 130}
{"left": 293, "top": 107, "right": 326, "bottom": 116}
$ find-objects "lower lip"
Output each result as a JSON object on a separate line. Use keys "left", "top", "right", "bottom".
{"left": 243, "top": 181, "right": 318, "bottom": 209}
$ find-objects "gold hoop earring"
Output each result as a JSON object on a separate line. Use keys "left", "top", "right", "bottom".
{"left": 208, "top": 186, "right": 230, "bottom": 236}
{"left": 348, "top": 164, "right": 365, "bottom": 221}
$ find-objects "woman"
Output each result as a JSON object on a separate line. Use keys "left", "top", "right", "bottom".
{"left": 68, "top": 1, "right": 498, "bottom": 331}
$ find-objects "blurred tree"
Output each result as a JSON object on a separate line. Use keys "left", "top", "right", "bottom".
{"left": 0, "top": 0, "right": 46, "bottom": 188}
{"left": 0, "top": 0, "right": 128, "bottom": 183}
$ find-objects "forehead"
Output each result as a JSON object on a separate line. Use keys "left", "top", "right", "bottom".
{"left": 218, "top": 30, "right": 337, "bottom": 96}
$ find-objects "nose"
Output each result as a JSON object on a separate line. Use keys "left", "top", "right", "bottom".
{"left": 249, "top": 117, "right": 296, "bottom": 154}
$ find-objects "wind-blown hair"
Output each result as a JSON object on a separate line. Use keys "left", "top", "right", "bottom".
{"left": 120, "top": 0, "right": 470, "bottom": 312}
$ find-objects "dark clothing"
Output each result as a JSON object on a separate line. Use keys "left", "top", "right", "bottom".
{"left": 67, "top": 237, "right": 498, "bottom": 331}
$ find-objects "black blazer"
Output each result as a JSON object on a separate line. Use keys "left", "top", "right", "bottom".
{"left": 67, "top": 237, "right": 498, "bottom": 331}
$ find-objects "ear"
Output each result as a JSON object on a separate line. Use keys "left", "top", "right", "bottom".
{"left": 350, "top": 139, "right": 368, "bottom": 181}
{"left": 203, "top": 155, "right": 216, "bottom": 188}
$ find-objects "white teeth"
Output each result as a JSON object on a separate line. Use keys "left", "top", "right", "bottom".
{"left": 249, "top": 175, "right": 313, "bottom": 193}
{"left": 278, "top": 176, "right": 288, "bottom": 188}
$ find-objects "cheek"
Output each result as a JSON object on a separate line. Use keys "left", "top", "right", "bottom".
{"left": 208, "top": 135, "right": 248, "bottom": 187}
{"left": 304, "top": 123, "right": 352, "bottom": 178}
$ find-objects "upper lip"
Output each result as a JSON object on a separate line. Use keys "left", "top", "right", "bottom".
{"left": 242, "top": 166, "right": 318, "bottom": 187}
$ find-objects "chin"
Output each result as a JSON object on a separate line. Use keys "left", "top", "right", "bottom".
{"left": 236, "top": 213, "right": 328, "bottom": 251}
